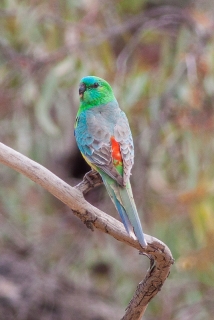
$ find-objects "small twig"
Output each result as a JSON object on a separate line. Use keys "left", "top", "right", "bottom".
{"left": 0, "top": 143, "right": 174, "bottom": 319}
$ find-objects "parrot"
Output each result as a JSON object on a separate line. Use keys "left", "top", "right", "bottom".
{"left": 74, "top": 76, "right": 147, "bottom": 247}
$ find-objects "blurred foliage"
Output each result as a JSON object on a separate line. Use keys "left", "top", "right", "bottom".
{"left": 1, "top": 0, "right": 214, "bottom": 319}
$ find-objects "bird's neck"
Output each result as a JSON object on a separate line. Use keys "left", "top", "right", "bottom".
{"left": 78, "top": 96, "right": 116, "bottom": 115}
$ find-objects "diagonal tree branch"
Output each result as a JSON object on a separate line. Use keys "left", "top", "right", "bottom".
{"left": 0, "top": 142, "right": 174, "bottom": 319}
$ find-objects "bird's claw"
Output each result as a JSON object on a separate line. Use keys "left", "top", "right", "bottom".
{"left": 84, "top": 170, "right": 100, "bottom": 187}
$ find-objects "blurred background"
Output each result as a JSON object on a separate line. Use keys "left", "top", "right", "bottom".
{"left": 0, "top": 0, "right": 214, "bottom": 319}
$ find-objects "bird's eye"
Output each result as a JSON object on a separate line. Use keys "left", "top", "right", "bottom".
{"left": 93, "top": 82, "right": 99, "bottom": 88}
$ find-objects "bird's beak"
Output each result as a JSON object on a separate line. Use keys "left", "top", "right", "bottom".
{"left": 79, "top": 83, "right": 86, "bottom": 98}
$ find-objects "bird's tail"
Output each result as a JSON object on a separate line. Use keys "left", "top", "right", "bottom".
{"left": 100, "top": 172, "right": 147, "bottom": 247}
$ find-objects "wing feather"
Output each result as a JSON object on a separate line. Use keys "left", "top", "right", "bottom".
{"left": 75, "top": 102, "right": 134, "bottom": 186}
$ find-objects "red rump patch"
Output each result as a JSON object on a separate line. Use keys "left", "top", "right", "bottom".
{"left": 111, "top": 136, "right": 122, "bottom": 163}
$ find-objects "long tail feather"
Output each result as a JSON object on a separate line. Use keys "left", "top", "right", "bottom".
{"left": 118, "top": 182, "right": 147, "bottom": 247}
{"left": 100, "top": 172, "right": 147, "bottom": 247}
{"left": 103, "top": 179, "right": 133, "bottom": 235}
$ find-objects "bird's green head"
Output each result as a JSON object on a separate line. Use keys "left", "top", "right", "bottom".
{"left": 78, "top": 76, "right": 115, "bottom": 108}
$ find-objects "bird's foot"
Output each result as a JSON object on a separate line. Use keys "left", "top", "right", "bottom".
{"left": 83, "top": 170, "right": 103, "bottom": 189}
{"left": 76, "top": 170, "right": 103, "bottom": 194}
{"left": 84, "top": 170, "right": 96, "bottom": 185}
